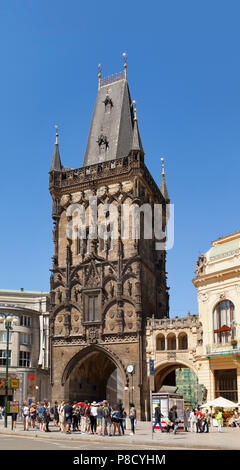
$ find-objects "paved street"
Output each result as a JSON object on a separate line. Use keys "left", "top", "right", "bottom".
{"left": 0, "top": 419, "right": 239, "bottom": 450}
{"left": 0, "top": 434, "right": 177, "bottom": 450}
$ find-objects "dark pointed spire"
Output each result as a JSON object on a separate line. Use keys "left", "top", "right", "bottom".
{"left": 50, "top": 125, "right": 62, "bottom": 172}
{"left": 83, "top": 57, "right": 139, "bottom": 166}
{"left": 131, "top": 100, "right": 144, "bottom": 154}
{"left": 160, "top": 157, "right": 170, "bottom": 202}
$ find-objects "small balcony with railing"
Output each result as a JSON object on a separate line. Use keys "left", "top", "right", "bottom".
{"left": 205, "top": 339, "right": 240, "bottom": 357}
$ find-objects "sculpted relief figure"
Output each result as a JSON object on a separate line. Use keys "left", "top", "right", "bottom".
{"left": 195, "top": 254, "right": 207, "bottom": 275}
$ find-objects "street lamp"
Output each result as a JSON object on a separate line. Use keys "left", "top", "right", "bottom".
{"left": 126, "top": 364, "right": 135, "bottom": 404}
{"left": 0, "top": 315, "right": 19, "bottom": 428}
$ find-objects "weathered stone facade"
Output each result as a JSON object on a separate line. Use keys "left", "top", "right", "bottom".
{"left": 48, "top": 72, "right": 170, "bottom": 418}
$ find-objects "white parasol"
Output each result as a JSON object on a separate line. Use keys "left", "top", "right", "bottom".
{"left": 200, "top": 396, "right": 238, "bottom": 408}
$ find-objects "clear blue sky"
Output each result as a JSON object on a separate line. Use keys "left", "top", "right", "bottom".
{"left": 0, "top": 0, "right": 239, "bottom": 317}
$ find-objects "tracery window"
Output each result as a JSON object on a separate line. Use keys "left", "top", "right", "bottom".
{"left": 87, "top": 295, "right": 99, "bottom": 322}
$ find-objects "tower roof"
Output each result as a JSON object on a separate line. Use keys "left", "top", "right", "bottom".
{"left": 131, "top": 109, "right": 144, "bottom": 154}
{"left": 50, "top": 127, "right": 62, "bottom": 172}
{"left": 160, "top": 158, "right": 170, "bottom": 202}
{"left": 160, "top": 174, "right": 170, "bottom": 202}
{"left": 83, "top": 74, "right": 143, "bottom": 166}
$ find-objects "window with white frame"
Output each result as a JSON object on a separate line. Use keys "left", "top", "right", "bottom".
{"left": 0, "top": 332, "right": 12, "bottom": 343}
{"left": 0, "top": 350, "right": 11, "bottom": 366}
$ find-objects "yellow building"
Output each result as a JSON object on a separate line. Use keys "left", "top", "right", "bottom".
{"left": 193, "top": 231, "right": 240, "bottom": 402}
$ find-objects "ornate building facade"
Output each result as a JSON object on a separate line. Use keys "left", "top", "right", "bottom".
{"left": 193, "top": 231, "right": 240, "bottom": 402}
{"left": 48, "top": 63, "right": 170, "bottom": 417}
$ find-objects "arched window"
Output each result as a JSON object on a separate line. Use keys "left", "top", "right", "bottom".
{"left": 213, "top": 300, "right": 235, "bottom": 344}
{"left": 156, "top": 334, "right": 165, "bottom": 351}
{"left": 167, "top": 333, "right": 176, "bottom": 350}
{"left": 178, "top": 333, "right": 188, "bottom": 350}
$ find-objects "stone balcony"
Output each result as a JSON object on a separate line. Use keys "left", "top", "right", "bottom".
{"left": 205, "top": 341, "right": 240, "bottom": 357}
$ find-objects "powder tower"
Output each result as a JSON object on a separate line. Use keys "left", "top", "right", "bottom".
{"left": 49, "top": 60, "right": 170, "bottom": 417}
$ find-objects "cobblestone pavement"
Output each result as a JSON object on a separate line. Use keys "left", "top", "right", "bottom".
{"left": 0, "top": 419, "right": 239, "bottom": 450}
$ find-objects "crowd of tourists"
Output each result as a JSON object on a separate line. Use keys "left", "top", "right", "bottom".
{"left": 184, "top": 407, "right": 238, "bottom": 433}
{"left": 20, "top": 399, "right": 137, "bottom": 436}
{"left": 152, "top": 403, "right": 240, "bottom": 434}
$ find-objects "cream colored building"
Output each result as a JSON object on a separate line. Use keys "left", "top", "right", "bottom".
{"left": 193, "top": 231, "right": 240, "bottom": 402}
{"left": 0, "top": 289, "right": 50, "bottom": 405}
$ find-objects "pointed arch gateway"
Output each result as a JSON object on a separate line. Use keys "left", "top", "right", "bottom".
{"left": 61, "top": 344, "right": 128, "bottom": 404}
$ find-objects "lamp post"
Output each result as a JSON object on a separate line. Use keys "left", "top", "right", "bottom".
{"left": 126, "top": 364, "right": 135, "bottom": 404}
{"left": 0, "top": 315, "right": 18, "bottom": 428}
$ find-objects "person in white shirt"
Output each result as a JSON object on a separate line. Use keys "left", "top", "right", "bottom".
{"left": 190, "top": 409, "right": 197, "bottom": 432}
{"left": 22, "top": 401, "right": 30, "bottom": 431}
{"left": 90, "top": 401, "right": 98, "bottom": 434}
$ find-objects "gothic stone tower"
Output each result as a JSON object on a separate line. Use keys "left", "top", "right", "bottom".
{"left": 49, "top": 63, "right": 170, "bottom": 418}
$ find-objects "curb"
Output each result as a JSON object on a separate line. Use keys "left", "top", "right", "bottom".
{"left": 0, "top": 429, "right": 228, "bottom": 450}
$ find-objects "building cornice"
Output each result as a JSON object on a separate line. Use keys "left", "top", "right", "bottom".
{"left": 192, "top": 265, "right": 240, "bottom": 287}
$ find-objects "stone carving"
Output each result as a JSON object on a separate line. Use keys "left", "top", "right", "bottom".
{"left": 110, "top": 283, "right": 115, "bottom": 298}
{"left": 88, "top": 327, "right": 99, "bottom": 344}
{"left": 199, "top": 293, "right": 208, "bottom": 303}
{"left": 127, "top": 281, "right": 132, "bottom": 297}
{"left": 195, "top": 254, "right": 207, "bottom": 275}
{"left": 219, "top": 292, "right": 226, "bottom": 300}
{"left": 73, "top": 287, "right": 81, "bottom": 302}
{"left": 127, "top": 310, "right": 133, "bottom": 317}
{"left": 60, "top": 194, "right": 71, "bottom": 207}
{"left": 57, "top": 290, "right": 62, "bottom": 303}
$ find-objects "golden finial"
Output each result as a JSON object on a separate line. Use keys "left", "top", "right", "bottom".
{"left": 55, "top": 125, "right": 59, "bottom": 145}
{"left": 132, "top": 100, "right": 137, "bottom": 121}
{"left": 122, "top": 52, "right": 127, "bottom": 79}
{"left": 161, "top": 157, "right": 165, "bottom": 176}
{"left": 98, "top": 63, "right": 102, "bottom": 90}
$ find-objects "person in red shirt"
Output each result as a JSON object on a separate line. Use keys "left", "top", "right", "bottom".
{"left": 196, "top": 408, "right": 204, "bottom": 433}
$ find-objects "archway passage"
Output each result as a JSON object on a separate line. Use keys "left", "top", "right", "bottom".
{"left": 155, "top": 363, "right": 198, "bottom": 407}
{"left": 67, "top": 350, "right": 123, "bottom": 404}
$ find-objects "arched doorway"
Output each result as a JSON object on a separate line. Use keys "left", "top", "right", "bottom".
{"left": 154, "top": 362, "right": 198, "bottom": 407}
{"left": 62, "top": 345, "right": 126, "bottom": 405}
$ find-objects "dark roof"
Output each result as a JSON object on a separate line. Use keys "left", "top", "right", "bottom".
{"left": 160, "top": 174, "right": 170, "bottom": 202}
{"left": 131, "top": 118, "right": 144, "bottom": 153}
{"left": 50, "top": 143, "right": 62, "bottom": 172}
{"left": 83, "top": 78, "right": 141, "bottom": 166}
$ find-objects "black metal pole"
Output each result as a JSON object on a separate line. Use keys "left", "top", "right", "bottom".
{"left": 4, "top": 322, "right": 10, "bottom": 428}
